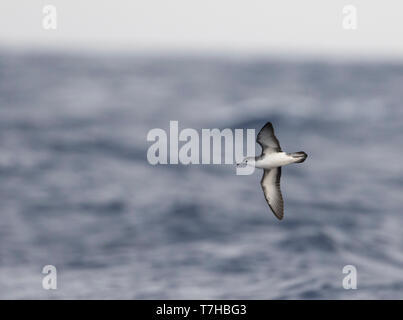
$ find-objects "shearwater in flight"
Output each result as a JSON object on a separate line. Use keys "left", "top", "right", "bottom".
{"left": 237, "top": 122, "right": 307, "bottom": 220}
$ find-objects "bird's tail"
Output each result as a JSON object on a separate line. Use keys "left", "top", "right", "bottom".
{"left": 289, "top": 151, "right": 307, "bottom": 163}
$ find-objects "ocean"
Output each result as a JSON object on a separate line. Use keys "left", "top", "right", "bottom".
{"left": 1, "top": 50, "right": 403, "bottom": 299}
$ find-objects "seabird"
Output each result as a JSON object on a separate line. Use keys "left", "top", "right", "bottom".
{"left": 237, "top": 122, "right": 307, "bottom": 220}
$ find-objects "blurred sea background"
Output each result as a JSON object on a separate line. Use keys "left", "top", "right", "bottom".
{"left": 1, "top": 49, "right": 403, "bottom": 299}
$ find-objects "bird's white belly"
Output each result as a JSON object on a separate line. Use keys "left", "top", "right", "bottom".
{"left": 257, "top": 152, "right": 295, "bottom": 169}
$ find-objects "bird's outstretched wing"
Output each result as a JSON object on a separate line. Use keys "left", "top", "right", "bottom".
{"left": 257, "top": 122, "right": 282, "bottom": 154}
{"left": 260, "top": 168, "right": 284, "bottom": 220}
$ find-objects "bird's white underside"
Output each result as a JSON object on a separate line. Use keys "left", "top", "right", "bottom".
{"left": 255, "top": 152, "right": 298, "bottom": 169}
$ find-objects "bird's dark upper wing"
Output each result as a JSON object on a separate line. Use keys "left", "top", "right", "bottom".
{"left": 256, "top": 122, "right": 282, "bottom": 154}
{"left": 260, "top": 167, "right": 284, "bottom": 220}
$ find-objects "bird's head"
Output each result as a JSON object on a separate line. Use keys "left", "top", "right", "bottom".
{"left": 236, "top": 157, "right": 256, "bottom": 168}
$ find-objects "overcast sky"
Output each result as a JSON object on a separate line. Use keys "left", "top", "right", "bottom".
{"left": 1, "top": 0, "right": 402, "bottom": 58}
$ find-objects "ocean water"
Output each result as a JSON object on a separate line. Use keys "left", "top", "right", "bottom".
{"left": 1, "top": 50, "right": 403, "bottom": 299}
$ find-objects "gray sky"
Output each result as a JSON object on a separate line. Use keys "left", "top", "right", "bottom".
{"left": 1, "top": 0, "right": 402, "bottom": 58}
